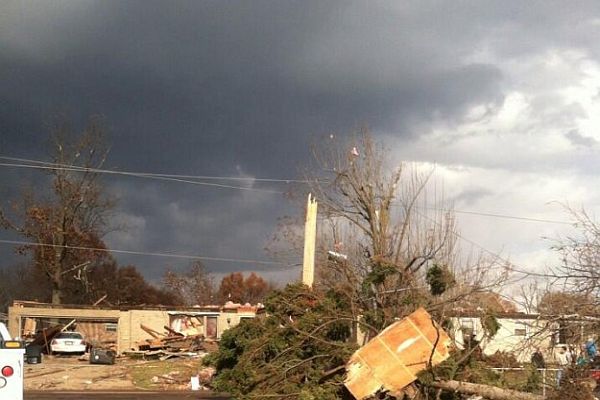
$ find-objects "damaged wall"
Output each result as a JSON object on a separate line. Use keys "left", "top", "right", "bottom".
{"left": 118, "top": 309, "right": 170, "bottom": 351}
{"left": 8, "top": 300, "right": 261, "bottom": 353}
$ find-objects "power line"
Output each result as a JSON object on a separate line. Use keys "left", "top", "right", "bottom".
{"left": 0, "top": 157, "right": 573, "bottom": 225}
{"left": 0, "top": 238, "right": 287, "bottom": 267}
{"left": 423, "top": 207, "right": 571, "bottom": 225}
{"left": 393, "top": 202, "right": 572, "bottom": 226}
{"left": 0, "top": 161, "right": 285, "bottom": 194}
{"left": 0, "top": 156, "right": 313, "bottom": 183}
{"left": 415, "top": 209, "right": 555, "bottom": 279}
{"left": 452, "top": 230, "right": 553, "bottom": 279}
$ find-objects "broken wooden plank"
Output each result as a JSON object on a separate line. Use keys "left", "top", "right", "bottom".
{"left": 140, "top": 324, "right": 163, "bottom": 339}
{"left": 163, "top": 325, "right": 184, "bottom": 337}
{"left": 29, "top": 325, "right": 63, "bottom": 348}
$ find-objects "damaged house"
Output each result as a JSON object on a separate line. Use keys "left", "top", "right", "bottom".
{"left": 7, "top": 300, "right": 262, "bottom": 354}
{"left": 450, "top": 311, "right": 600, "bottom": 362}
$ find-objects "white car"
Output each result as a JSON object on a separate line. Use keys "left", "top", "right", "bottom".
{"left": 50, "top": 332, "right": 87, "bottom": 355}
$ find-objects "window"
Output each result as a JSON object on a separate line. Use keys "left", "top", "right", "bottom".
{"left": 460, "top": 319, "right": 475, "bottom": 337}
{"left": 460, "top": 319, "right": 477, "bottom": 348}
{"left": 514, "top": 322, "right": 527, "bottom": 336}
{"left": 105, "top": 323, "right": 118, "bottom": 332}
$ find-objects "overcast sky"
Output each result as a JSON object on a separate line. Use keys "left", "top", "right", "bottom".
{"left": 2, "top": 1, "right": 600, "bottom": 286}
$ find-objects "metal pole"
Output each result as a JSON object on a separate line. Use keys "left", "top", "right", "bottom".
{"left": 542, "top": 368, "right": 546, "bottom": 398}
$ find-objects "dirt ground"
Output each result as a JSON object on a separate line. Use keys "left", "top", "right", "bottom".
{"left": 24, "top": 354, "right": 210, "bottom": 391}
{"left": 24, "top": 355, "right": 136, "bottom": 390}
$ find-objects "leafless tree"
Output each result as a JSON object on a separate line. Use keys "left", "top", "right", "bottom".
{"left": 162, "top": 261, "right": 216, "bottom": 306}
{"left": 304, "top": 128, "right": 509, "bottom": 334}
{"left": 550, "top": 206, "right": 600, "bottom": 302}
{"left": 0, "top": 116, "right": 115, "bottom": 304}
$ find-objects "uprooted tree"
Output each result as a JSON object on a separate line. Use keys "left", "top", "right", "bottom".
{"left": 207, "top": 283, "right": 358, "bottom": 399}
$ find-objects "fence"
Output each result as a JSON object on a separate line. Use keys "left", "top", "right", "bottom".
{"left": 490, "top": 367, "right": 565, "bottom": 398}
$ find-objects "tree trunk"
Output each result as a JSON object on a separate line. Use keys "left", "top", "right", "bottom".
{"left": 52, "top": 267, "right": 63, "bottom": 304}
{"left": 51, "top": 288, "right": 62, "bottom": 304}
{"left": 430, "top": 380, "right": 543, "bottom": 400}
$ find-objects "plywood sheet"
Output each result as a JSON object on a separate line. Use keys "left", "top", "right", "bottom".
{"left": 344, "top": 307, "right": 452, "bottom": 399}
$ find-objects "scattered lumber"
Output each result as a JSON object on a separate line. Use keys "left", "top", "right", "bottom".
{"left": 164, "top": 325, "right": 184, "bottom": 337}
{"left": 134, "top": 323, "right": 207, "bottom": 356}
{"left": 140, "top": 324, "right": 162, "bottom": 339}
{"left": 29, "top": 325, "right": 63, "bottom": 351}
{"left": 122, "top": 349, "right": 201, "bottom": 361}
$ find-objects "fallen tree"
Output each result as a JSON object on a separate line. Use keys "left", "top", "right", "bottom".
{"left": 206, "top": 283, "right": 549, "bottom": 400}
{"left": 430, "top": 380, "right": 543, "bottom": 400}
{"left": 208, "top": 133, "right": 537, "bottom": 399}
{"left": 205, "top": 284, "right": 357, "bottom": 400}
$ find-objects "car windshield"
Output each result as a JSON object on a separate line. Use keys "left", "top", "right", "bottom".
{"left": 56, "top": 332, "right": 83, "bottom": 339}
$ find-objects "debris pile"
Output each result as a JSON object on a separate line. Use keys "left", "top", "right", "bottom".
{"left": 138, "top": 323, "right": 205, "bottom": 352}
{"left": 27, "top": 325, "right": 64, "bottom": 353}
{"left": 127, "top": 320, "right": 210, "bottom": 359}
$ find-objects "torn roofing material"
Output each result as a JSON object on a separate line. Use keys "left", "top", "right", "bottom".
{"left": 344, "top": 307, "right": 452, "bottom": 399}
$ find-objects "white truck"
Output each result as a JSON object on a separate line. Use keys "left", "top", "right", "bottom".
{"left": 0, "top": 322, "right": 24, "bottom": 400}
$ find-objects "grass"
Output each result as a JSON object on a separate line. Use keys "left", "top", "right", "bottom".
{"left": 127, "top": 358, "right": 202, "bottom": 390}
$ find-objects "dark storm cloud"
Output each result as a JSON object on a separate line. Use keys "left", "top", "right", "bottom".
{"left": 2, "top": 1, "right": 600, "bottom": 280}
{"left": 0, "top": 0, "right": 510, "bottom": 165}
{"left": 102, "top": 178, "right": 291, "bottom": 280}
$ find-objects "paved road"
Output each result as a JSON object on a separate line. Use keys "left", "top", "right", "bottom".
{"left": 24, "top": 391, "right": 230, "bottom": 399}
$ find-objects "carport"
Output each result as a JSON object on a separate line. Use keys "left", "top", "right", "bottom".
{"left": 8, "top": 301, "right": 120, "bottom": 350}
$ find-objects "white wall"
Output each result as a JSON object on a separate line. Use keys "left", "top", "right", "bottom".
{"left": 450, "top": 316, "right": 553, "bottom": 363}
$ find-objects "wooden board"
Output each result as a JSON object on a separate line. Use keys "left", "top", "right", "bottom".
{"left": 344, "top": 307, "right": 452, "bottom": 399}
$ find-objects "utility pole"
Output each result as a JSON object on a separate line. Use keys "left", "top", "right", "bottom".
{"left": 302, "top": 193, "right": 318, "bottom": 288}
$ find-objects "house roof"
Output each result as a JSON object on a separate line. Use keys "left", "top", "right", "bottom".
{"left": 448, "top": 310, "right": 600, "bottom": 322}
{"left": 11, "top": 300, "right": 263, "bottom": 314}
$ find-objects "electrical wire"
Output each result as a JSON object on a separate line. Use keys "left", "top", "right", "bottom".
{"left": 0, "top": 156, "right": 575, "bottom": 226}
{"left": 0, "top": 155, "right": 313, "bottom": 183}
{"left": 415, "top": 209, "right": 556, "bottom": 279}
{"left": 425, "top": 207, "right": 571, "bottom": 225}
{"left": 0, "top": 161, "right": 285, "bottom": 194}
{"left": 0, "top": 238, "right": 287, "bottom": 266}
{"left": 1, "top": 158, "right": 574, "bottom": 225}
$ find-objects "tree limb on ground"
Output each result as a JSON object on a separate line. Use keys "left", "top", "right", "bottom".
{"left": 430, "top": 380, "right": 543, "bottom": 400}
